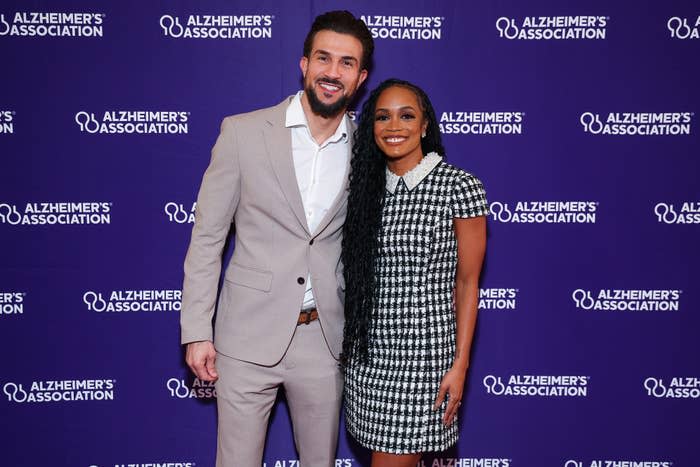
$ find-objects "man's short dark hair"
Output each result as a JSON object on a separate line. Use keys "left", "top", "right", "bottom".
{"left": 303, "top": 11, "right": 374, "bottom": 71}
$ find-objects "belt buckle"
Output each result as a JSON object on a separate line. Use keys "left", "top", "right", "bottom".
{"left": 301, "top": 309, "right": 313, "bottom": 325}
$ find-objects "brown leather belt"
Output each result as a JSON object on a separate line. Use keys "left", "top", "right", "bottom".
{"left": 297, "top": 308, "right": 318, "bottom": 326}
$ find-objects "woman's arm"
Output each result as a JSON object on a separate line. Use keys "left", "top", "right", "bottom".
{"left": 434, "top": 215, "right": 487, "bottom": 424}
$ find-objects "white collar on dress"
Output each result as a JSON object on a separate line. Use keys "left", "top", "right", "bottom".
{"left": 385, "top": 152, "right": 442, "bottom": 194}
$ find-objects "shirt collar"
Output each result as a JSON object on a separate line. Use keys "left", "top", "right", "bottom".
{"left": 386, "top": 152, "right": 442, "bottom": 194}
{"left": 285, "top": 91, "right": 349, "bottom": 144}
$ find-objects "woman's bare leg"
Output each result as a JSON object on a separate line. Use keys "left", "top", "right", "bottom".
{"left": 371, "top": 451, "right": 422, "bottom": 467}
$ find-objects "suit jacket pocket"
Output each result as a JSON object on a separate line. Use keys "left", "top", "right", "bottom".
{"left": 225, "top": 263, "right": 273, "bottom": 292}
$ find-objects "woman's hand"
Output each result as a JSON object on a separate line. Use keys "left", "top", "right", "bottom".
{"left": 433, "top": 366, "right": 466, "bottom": 425}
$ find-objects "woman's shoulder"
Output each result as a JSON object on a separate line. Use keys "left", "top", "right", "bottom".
{"left": 435, "top": 159, "right": 485, "bottom": 186}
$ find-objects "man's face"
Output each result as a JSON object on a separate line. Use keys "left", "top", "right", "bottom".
{"left": 300, "top": 30, "right": 368, "bottom": 118}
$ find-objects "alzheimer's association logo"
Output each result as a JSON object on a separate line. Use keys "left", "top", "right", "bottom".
{"left": 644, "top": 377, "right": 700, "bottom": 399}
{"left": 496, "top": 16, "right": 607, "bottom": 40}
{"left": 421, "top": 458, "right": 511, "bottom": 467}
{"left": 479, "top": 288, "right": 518, "bottom": 310}
{"left": 83, "top": 289, "right": 181, "bottom": 313}
{"left": 75, "top": 110, "right": 189, "bottom": 134}
{"left": 75, "top": 111, "right": 99, "bottom": 133}
{"left": 0, "top": 202, "right": 111, "bottom": 226}
{"left": 0, "top": 11, "right": 105, "bottom": 38}
{"left": 159, "top": 15, "right": 184, "bottom": 37}
{"left": 3, "top": 379, "right": 115, "bottom": 403}
{"left": 0, "top": 110, "right": 14, "bottom": 133}
{"left": 0, "top": 203, "right": 21, "bottom": 224}
{"left": 483, "top": 374, "right": 589, "bottom": 397}
{"left": 166, "top": 377, "right": 216, "bottom": 399}
{"left": 159, "top": 14, "right": 274, "bottom": 39}
{"left": 490, "top": 201, "right": 597, "bottom": 224}
{"left": 83, "top": 291, "right": 107, "bottom": 312}
{"left": 439, "top": 111, "right": 524, "bottom": 135}
{"left": 360, "top": 15, "right": 444, "bottom": 40}
{"left": 579, "top": 112, "right": 604, "bottom": 134}
{"left": 667, "top": 16, "right": 700, "bottom": 39}
{"left": 580, "top": 111, "right": 693, "bottom": 136}
{"left": 164, "top": 202, "right": 196, "bottom": 224}
{"left": 654, "top": 202, "right": 700, "bottom": 224}
{"left": 565, "top": 460, "right": 671, "bottom": 467}
{"left": 495, "top": 17, "right": 518, "bottom": 39}
{"left": 572, "top": 288, "right": 681, "bottom": 312}
{"left": 1, "top": 292, "right": 25, "bottom": 315}
{"left": 2, "top": 382, "right": 28, "bottom": 402}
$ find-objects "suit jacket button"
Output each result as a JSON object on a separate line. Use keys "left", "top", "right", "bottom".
{"left": 297, "top": 277, "right": 305, "bottom": 285}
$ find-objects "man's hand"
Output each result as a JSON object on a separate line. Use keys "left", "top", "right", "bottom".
{"left": 185, "top": 340, "right": 219, "bottom": 382}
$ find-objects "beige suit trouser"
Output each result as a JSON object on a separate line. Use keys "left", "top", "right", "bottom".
{"left": 215, "top": 319, "right": 343, "bottom": 467}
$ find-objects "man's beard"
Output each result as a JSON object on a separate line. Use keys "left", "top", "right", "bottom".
{"left": 305, "top": 79, "right": 352, "bottom": 119}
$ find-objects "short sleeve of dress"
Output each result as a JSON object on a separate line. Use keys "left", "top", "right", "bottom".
{"left": 451, "top": 172, "right": 489, "bottom": 218}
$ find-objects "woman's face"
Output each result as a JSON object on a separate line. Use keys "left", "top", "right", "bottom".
{"left": 373, "top": 85, "right": 428, "bottom": 164}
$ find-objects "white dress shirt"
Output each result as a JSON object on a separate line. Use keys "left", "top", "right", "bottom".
{"left": 285, "top": 91, "right": 350, "bottom": 310}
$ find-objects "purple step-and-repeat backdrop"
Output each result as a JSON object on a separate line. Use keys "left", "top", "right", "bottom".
{"left": 1, "top": 0, "right": 698, "bottom": 466}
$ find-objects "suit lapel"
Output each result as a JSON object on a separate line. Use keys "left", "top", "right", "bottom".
{"left": 263, "top": 98, "right": 310, "bottom": 236}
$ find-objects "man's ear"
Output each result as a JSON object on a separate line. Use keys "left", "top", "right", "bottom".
{"left": 299, "top": 56, "right": 309, "bottom": 77}
{"left": 356, "top": 69, "right": 368, "bottom": 90}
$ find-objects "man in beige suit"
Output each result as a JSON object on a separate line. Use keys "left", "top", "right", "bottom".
{"left": 180, "top": 11, "right": 373, "bottom": 467}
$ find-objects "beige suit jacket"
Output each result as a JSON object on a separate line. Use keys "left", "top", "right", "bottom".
{"left": 180, "top": 96, "right": 349, "bottom": 365}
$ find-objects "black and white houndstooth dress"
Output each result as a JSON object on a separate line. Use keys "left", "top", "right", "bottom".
{"left": 344, "top": 152, "right": 488, "bottom": 454}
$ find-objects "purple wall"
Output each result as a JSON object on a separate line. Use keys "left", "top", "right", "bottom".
{"left": 1, "top": 1, "right": 698, "bottom": 466}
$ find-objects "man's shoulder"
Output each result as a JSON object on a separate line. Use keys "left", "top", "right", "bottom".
{"left": 222, "top": 96, "right": 293, "bottom": 128}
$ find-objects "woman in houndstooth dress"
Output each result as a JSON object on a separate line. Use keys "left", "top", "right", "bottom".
{"left": 342, "top": 79, "right": 488, "bottom": 466}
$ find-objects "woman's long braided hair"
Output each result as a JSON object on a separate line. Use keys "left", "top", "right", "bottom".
{"left": 341, "top": 78, "right": 446, "bottom": 365}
